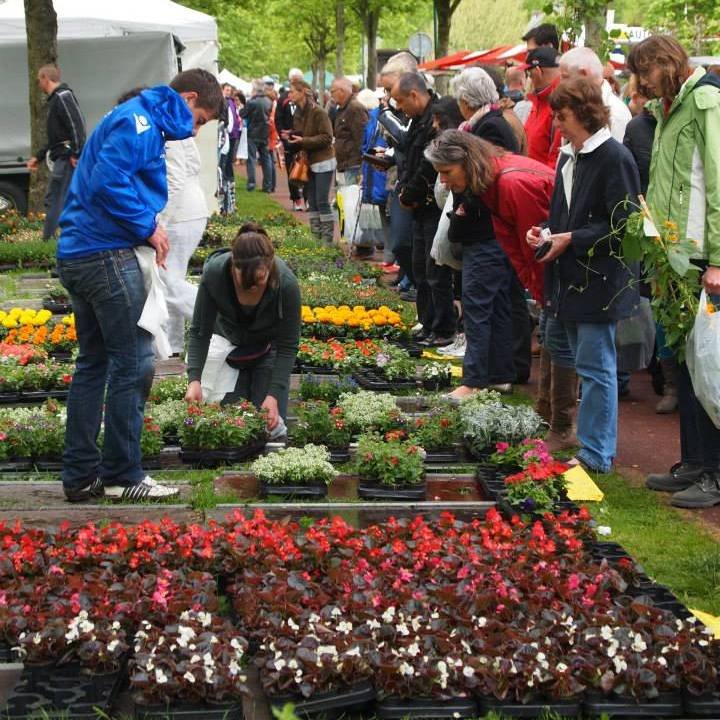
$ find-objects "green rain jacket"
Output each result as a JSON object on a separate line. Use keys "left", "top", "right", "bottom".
{"left": 646, "top": 67, "right": 720, "bottom": 266}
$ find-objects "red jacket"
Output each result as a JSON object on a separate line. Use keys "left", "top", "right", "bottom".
{"left": 525, "top": 76, "right": 562, "bottom": 169}
{"left": 480, "top": 154, "right": 555, "bottom": 302}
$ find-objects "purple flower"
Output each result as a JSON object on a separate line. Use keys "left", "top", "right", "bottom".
{"left": 376, "top": 353, "right": 389, "bottom": 368}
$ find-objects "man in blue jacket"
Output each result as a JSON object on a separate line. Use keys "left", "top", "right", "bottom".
{"left": 56, "top": 69, "right": 223, "bottom": 503}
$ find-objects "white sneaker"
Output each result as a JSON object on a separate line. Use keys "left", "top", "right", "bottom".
{"left": 104, "top": 476, "right": 180, "bottom": 502}
{"left": 437, "top": 333, "right": 462, "bottom": 355}
{"left": 439, "top": 333, "right": 466, "bottom": 358}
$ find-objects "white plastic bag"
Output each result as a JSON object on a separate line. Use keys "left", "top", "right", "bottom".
{"left": 337, "top": 184, "right": 362, "bottom": 243}
{"left": 616, "top": 297, "right": 656, "bottom": 372}
{"left": 430, "top": 191, "right": 462, "bottom": 271}
{"left": 686, "top": 290, "right": 720, "bottom": 429}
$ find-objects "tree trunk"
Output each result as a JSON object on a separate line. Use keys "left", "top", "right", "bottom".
{"left": 319, "top": 54, "right": 327, "bottom": 98}
{"left": 25, "top": 0, "right": 58, "bottom": 214}
{"left": 436, "top": 0, "right": 451, "bottom": 60}
{"left": 365, "top": 8, "right": 380, "bottom": 91}
{"left": 335, "top": 0, "right": 345, "bottom": 77}
{"left": 583, "top": 6, "right": 606, "bottom": 54}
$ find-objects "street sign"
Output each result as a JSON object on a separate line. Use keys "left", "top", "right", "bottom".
{"left": 408, "top": 32, "right": 433, "bottom": 60}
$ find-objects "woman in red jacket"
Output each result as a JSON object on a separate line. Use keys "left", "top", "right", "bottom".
{"left": 424, "top": 130, "right": 553, "bottom": 402}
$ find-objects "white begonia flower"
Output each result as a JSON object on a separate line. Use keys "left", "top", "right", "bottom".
{"left": 309, "top": 614, "right": 321, "bottom": 624}
{"left": 107, "top": 640, "right": 119, "bottom": 653}
{"left": 337, "top": 621, "right": 353, "bottom": 635}
{"left": 177, "top": 626, "right": 196, "bottom": 648}
{"left": 463, "top": 665, "right": 475, "bottom": 678}
{"left": 184, "top": 671, "right": 196, "bottom": 683}
{"left": 180, "top": 611, "right": 191, "bottom": 621}
{"left": 431, "top": 612, "right": 440, "bottom": 619}
{"left": 556, "top": 663, "right": 568, "bottom": 673}
{"left": 288, "top": 659, "right": 299, "bottom": 669}
{"left": 411, "top": 617, "right": 422, "bottom": 632}
{"left": 190, "top": 654, "right": 201, "bottom": 664}
{"left": 287, "top": 618, "right": 300, "bottom": 631}
{"left": 475, "top": 616, "right": 487, "bottom": 628}
{"left": 395, "top": 622, "right": 410, "bottom": 636}
{"left": 345, "top": 646, "right": 361, "bottom": 657}
{"left": 158, "top": 636, "right": 165, "bottom": 646}
{"left": 398, "top": 661, "right": 415, "bottom": 677}
{"left": 330, "top": 607, "right": 342, "bottom": 617}
{"left": 600, "top": 625, "right": 613, "bottom": 640}
{"left": 197, "top": 611, "right": 212, "bottom": 627}
{"left": 203, "top": 652, "right": 215, "bottom": 666}
{"left": 112, "top": 621, "right": 121, "bottom": 631}
{"left": 295, "top": 669, "right": 303, "bottom": 683}
{"left": 155, "top": 668, "right": 168, "bottom": 685}
{"left": 146, "top": 658, "right": 155, "bottom": 671}
{"left": 437, "top": 660, "right": 448, "bottom": 689}
{"left": 274, "top": 658, "right": 287, "bottom": 671}
{"left": 631, "top": 634, "right": 647, "bottom": 653}
{"left": 204, "top": 666, "right": 214, "bottom": 683}
{"left": 32, "top": 633, "right": 42, "bottom": 645}
{"left": 607, "top": 640, "right": 619, "bottom": 658}
{"left": 229, "top": 660, "right": 241, "bottom": 677}
{"left": 367, "top": 619, "right": 381, "bottom": 630}
{"left": 613, "top": 657, "right": 628, "bottom": 673}
{"left": 382, "top": 607, "right": 396, "bottom": 623}
{"left": 317, "top": 645, "right": 338, "bottom": 657}
{"left": 657, "top": 656, "right": 667, "bottom": 666}
{"left": 406, "top": 643, "right": 420, "bottom": 657}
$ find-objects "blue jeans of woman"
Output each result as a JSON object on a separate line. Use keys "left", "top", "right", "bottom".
{"left": 389, "top": 190, "right": 414, "bottom": 285}
{"left": 57, "top": 249, "right": 155, "bottom": 491}
{"left": 462, "top": 240, "right": 515, "bottom": 387}
{"left": 563, "top": 321, "right": 617, "bottom": 472}
{"left": 306, "top": 170, "right": 334, "bottom": 224}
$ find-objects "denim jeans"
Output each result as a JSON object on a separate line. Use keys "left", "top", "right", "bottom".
{"left": 462, "top": 240, "right": 515, "bottom": 387}
{"left": 221, "top": 349, "right": 289, "bottom": 420}
{"left": 246, "top": 137, "right": 273, "bottom": 192}
{"left": 563, "top": 321, "right": 618, "bottom": 472}
{"left": 43, "top": 157, "right": 74, "bottom": 240}
{"left": 306, "top": 170, "right": 334, "bottom": 222}
{"left": 541, "top": 313, "right": 575, "bottom": 369}
{"left": 57, "top": 249, "right": 155, "bottom": 490}
{"left": 389, "top": 190, "right": 414, "bottom": 285}
{"left": 412, "top": 209, "right": 455, "bottom": 337}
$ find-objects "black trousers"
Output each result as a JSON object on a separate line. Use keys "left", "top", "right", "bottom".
{"left": 509, "top": 269, "right": 533, "bottom": 383}
{"left": 411, "top": 208, "right": 456, "bottom": 337}
{"left": 677, "top": 360, "right": 720, "bottom": 470}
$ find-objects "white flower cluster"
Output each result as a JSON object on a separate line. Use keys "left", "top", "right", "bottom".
{"left": 460, "top": 401, "right": 544, "bottom": 451}
{"left": 251, "top": 443, "right": 337, "bottom": 485}
{"left": 337, "top": 391, "right": 402, "bottom": 431}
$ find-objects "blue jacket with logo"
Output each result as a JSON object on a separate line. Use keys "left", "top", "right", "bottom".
{"left": 57, "top": 86, "right": 194, "bottom": 259}
{"left": 361, "top": 107, "right": 389, "bottom": 206}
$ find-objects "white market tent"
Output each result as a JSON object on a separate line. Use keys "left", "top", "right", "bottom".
{"left": 0, "top": 0, "right": 220, "bottom": 210}
{"left": 217, "top": 68, "right": 252, "bottom": 96}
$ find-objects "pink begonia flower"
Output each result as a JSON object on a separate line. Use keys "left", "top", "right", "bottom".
{"left": 568, "top": 573, "right": 581, "bottom": 591}
{"left": 495, "top": 442, "right": 509, "bottom": 453}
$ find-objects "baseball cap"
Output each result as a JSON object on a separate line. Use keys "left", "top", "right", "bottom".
{"left": 516, "top": 47, "right": 559, "bottom": 71}
{"left": 262, "top": 75, "right": 275, "bottom": 85}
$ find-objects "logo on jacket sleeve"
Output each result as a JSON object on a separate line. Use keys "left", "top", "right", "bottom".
{"left": 134, "top": 113, "right": 151, "bottom": 135}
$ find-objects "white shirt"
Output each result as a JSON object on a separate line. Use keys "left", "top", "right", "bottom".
{"left": 559, "top": 126, "right": 613, "bottom": 210}
{"left": 602, "top": 80, "right": 631, "bottom": 142}
{"left": 159, "top": 137, "right": 208, "bottom": 225}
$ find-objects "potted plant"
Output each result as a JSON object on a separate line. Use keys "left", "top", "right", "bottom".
{"left": 460, "top": 398, "right": 544, "bottom": 459}
{"left": 503, "top": 460, "right": 569, "bottom": 517}
{"left": 179, "top": 402, "right": 267, "bottom": 467}
{"left": 354, "top": 345, "right": 417, "bottom": 390}
{"left": 148, "top": 377, "right": 188, "bottom": 404}
{"left": 478, "top": 438, "right": 554, "bottom": 498}
{"left": 289, "top": 401, "right": 352, "bottom": 461}
{"left": 141, "top": 415, "right": 164, "bottom": 469}
{"left": 129, "top": 611, "right": 249, "bottom": 719}
{"left": 251, "top": 444, "right": 337, "bottom": 499}
{"left": 421, "top": 362, "right": 452, "bottom": 391}
{"left": 337, "top": 390, "right": 406, "bottom": 435}
{"left": 298, "top": 374, "right": 358, "bottom": 405}
{"left": 147, "top": 399, "right": 187, "bottom": 446}
{"left": 355, "top": 433, "right": 426, "bottom": 500}
{"left": 42, "top": 283, "right": 72, "bottom": 314}
{"left": 407, "top": 407, "right": 461, "bottom": 461}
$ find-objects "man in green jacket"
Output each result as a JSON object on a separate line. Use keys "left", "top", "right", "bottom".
{"left": 630, "top": 36, "right": 720, "bottom": 508}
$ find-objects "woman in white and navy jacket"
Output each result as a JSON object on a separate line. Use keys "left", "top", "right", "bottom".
{"left": 527, "top": 76, "right": 640, "bottom": 474}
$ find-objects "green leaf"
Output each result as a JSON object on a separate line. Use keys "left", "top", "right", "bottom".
{"left": 667, "top": 244, "right": 693, "bottom": 277}
{"left": 609, "top": 28, "right": 622, "bottom": 37}
{"left": 621, "top": 232, "right": 643, "bottom": 263}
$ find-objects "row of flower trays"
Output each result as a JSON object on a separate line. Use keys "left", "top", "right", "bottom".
{"left": 0, "top": 511, "right": 718, "bottom": 720}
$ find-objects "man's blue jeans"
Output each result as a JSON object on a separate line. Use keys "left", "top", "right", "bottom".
{"left": 57, "top": 248, "right": 154, "bottom": 491}
{"left": 246, "top": 137, "right": 273, "bottom": 192}
{"left": 563, "top": 320, "right": 618, "bottom": 473}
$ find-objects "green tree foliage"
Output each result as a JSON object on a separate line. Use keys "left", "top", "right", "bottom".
{"left": 644, "top": 0, "right": 720, "bottom": 54}
{"left": 451, "top": 0, "right": 528, "bottom": 52}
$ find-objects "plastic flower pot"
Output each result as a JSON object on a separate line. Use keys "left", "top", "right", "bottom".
{"left": 180, "top": 438, "right": 267, "bottom": 468}
{"left": 0, "top": 391, "right": 20, "bottom": 403}
{"left": 0, "top": 457, "right": 33, "bottom": 472}
{"left": 423, "top": 448, "right": 461, "bottom": 463}
{"left": 375, "top": 696, "right": 479, "bottom": 719}
{"left": 480, "top": 695, "right": 582, "bottom": 718}
{"left": 683, "top": 688, "right": 720, "bottom": 717}
{"left": 357, "top": 478, "right": 426, "bottom": 501}
{"left": 141, "top": 454, "right": 164, "bottom": 471}
{"left": 20, "top": 390, "right": 54, "bottom": 401}
{"left": 134, "top": 699, "right": 243, "bottom": 720}
{"left": 33, "top": 455, "right": 63, "bottom": 472}
{"left": 327, "top": 446, "right": 352, "bottom": 463}
{"left": 42, "top": 299, "right": 72, "bottom": 315}
{"left": 259, "top": 479, "right": 329, "bottom": 500}
{"left": 352, "top": 370, "right": 417, "bottom": 392}
{"left": 268, "top": 680, "right": 375, "bottom": 717}
{"left": 583, "top": 689, "right": 683, "bottom": 718}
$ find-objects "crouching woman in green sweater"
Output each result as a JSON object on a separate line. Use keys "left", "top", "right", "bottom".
{"left": 185, "top": 223, "right": 301, "bottom": 434}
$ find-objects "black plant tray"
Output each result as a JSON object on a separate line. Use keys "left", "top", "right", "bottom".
{"left": 328, "top": 447, "right": 351, "bottom": 463}
{"left": 259, "top": 480, "right": 329, "bottom": 500}
{"left": 423, "top": 448, "right": 461, "bottom": 463}
{"left": 142, "top": 454, "right": 164, "bottom": 470}
{"left": 16, "top": 389, "right": 70, "bottom": 402}
{"left": 683, "top": 689, "right": 720, "bottom": 716}
{"left": 583, "top": 690, "right": 683, "bottom": 717}
{"left": 48, "top": 350, "right": 73, "bottom": 362}
{"left": 269, "top": 680, "right": 375, "bottom": 718}
{"left": 300, "top": 364, "right": 339, "bottom": 375}
{"left": 180, "top": 439, "right": 266, "bottom": 468}
{"left": 352, "top": 370, "right": 417, "bottom": 392}
{"left": 0, "top": 458, "right": 33, "bottom": 472}
{"left": 376, "top": 696, "right": 479, "bottom": 719}
{"left": 48, "top": 389, "right": 70, "bottom": 400}
{"left": 134, "top": 700, "right": 242, "bottom": 720}
{"left": 480, "top": 696, "right": 582, "bottom": 718}
{"left": 33, "top": 456, "right": 63, "bottom": 472}
{"left": 358, "top": 480, "right": 426, "bottom": 501}
{"left": 392, "top": 339, "right": 425, "bottom": 358}
{"left": 42, "top": 299, "right": 72, "bottom": 314}
{"left": 0, "top": 392, "right": 20, "bottom": 404}
{"left": 163, "top": 433, "right": 181, "bottom": 446}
